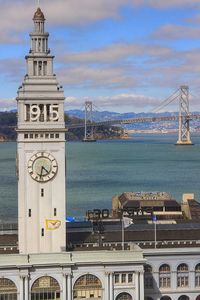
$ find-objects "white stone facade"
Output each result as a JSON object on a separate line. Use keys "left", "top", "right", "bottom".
{"left": 0, "top": 249, "right": 145, "bottom": 300}
{"left": 144, "top": 248, "right": 200, "bottom": 300}
{"left": 16, "top": 8, "right": 66, "bottom": 254}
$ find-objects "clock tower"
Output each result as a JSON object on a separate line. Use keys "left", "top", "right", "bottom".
{"left": 16, "top": 8, "right": 66, "bottom": 254}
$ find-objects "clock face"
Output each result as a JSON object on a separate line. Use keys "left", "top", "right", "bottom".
{"left": 28, "top": 152, "right": 58, "bottom": 182}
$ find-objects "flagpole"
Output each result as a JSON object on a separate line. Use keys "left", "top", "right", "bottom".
{"left": 154, "top": 217, "right": 157, "bottom": 249}
{"left": 122, "top": 216, "right": 124, "bottom": 250}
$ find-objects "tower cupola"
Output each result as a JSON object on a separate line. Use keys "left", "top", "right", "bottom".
{"left": 33, "top": 7, "right": 45, "bottom": 33}
{"left": 33, "top": 7, "right": 45, "bottom": 21}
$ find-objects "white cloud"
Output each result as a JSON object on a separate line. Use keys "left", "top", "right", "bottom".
{"left": 58, "top": 65, "right": 139, "bottom": 89}
{"left": 0, "top": 0, "right": 130, "bottom": 44}
{"left": 132, "top": 0, "right": 200, "bottom": 9}
{"left": 54, "top": 40, "right": 200, "bottom": 103}
{"left": 0, "top": 98, "right": 16, "bottom": 111}
{"left": 61, "top": 43, "right": 172, "bottom": 64}
{"left": 152, "top": 24, "right": 200, "bottom": 40}
{"left": 0, "top": 0, "right": 199, "bottom": 44}
{"left": 65, "top": 93, "right": 160, "bottom": 110}
{"left": 56, "top": 42, "right": 175, "bottom": 91}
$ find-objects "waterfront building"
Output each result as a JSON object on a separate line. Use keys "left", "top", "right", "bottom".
{"left": 112, "top": 192, "right": 200, "bottom": 222}
{"left": 1, "top": 6, "right": 200, "bottom": 300}
{"left": 0, "top": 6, "right": 144, "bottom": 300}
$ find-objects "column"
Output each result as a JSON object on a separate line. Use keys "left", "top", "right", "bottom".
{"left": 139, "top": 271, "right": 144, "bottom": 300}
{"left": 42, "top": 61, "right": 44, "bottom": 76}
{"left": 104, "top": 272, "right": 110, "bottom": 300}
{"left": 190, "top": 270, "right": 195, "bottom": 289}
{"left": 36, "top": 39, "right": 38, "bottom": 52}
{"left": 66, "top": 274, "right": 72, "bottom": 300}
{"left": 171, "top": 270, "right": 177, "bottom": 290}
{"left": 109, "top": 272, "right": 114, "bottom": 300}
{"left": 135, "top": 271, "right": 139, "bottom": 300}
{"left": 24, "top": 276, "right": 29, "bottom": 300}
{"left": 153, "top": 271, "right": 159, "bottom": 290}
{"left": 19, "top": 276, "right": 24, "bottom": 300}
{"left": 62, "top": 273, "right": 67, "bottom": 300}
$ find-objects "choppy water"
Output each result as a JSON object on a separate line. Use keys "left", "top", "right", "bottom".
{"left": 0, "top": 134, "right": 200, "bottom": 222}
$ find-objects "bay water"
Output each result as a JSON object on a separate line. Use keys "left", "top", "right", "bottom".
{"left": 0, "top": 134, "right": 200, "bottom": 222}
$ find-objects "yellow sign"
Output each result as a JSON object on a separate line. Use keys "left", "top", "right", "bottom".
{"left": 45, "top": 219, "right": 61, "bottom": 230}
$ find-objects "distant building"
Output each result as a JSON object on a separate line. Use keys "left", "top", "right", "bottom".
{"left": 0, "top": 134, "right": 7, "bottom": 142}
{"left": 112, "top": 192, "right": 200, "bottom": 222}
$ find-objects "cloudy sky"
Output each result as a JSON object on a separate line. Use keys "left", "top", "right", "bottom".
{"left": 1, "top": 0, "right": 200, "bottom": 112}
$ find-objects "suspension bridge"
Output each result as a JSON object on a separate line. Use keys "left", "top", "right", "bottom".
{"left": 66, "top": 85, "right": 200, "bottom": 145}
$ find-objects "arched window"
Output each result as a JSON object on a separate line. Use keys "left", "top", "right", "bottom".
{"left": 178, "top": 296, "right": 189, "bottom": 300}
{"left": 160, "top": 297, "right": 172, "bottom": 300}
{"left": 159, "top": 264, "right": 171, "bottom": 288}
{"left": 195, "top": 264, "right": 200, "bottom": 287}
{"left": 144, "top": 265, "right": 153, "bottom": 289}
{"left": 116, "top": 293, "right": 132, "bottom": 300}
{"left": 73, "top": 274, "right": 102, "bottom": 299}
{"left": 196, "top": 296, "right": 200, "bottom": 300}
{"left": 0, "top": 278, "right": 17, "bottom": 300}
{"left": 177, "top": 264, "right": 189, "bottom": 288}
{"left": 38, "top": 61, "right": 42, "bottom": 76}
{"left": 31, "top": 276, "right": 60, "bottom": 300}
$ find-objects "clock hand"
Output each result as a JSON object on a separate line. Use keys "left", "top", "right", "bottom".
{"left": 40, "top": 166, "right": 44, "bottom": 177}
{"left": 42, "top": 166, "right": 49, "bottom": 175}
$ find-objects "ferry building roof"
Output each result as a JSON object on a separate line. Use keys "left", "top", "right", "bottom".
{"left": 0, "top": 248, "right": 144, "bottom": 268}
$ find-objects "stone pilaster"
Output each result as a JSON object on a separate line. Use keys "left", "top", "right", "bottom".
{"left": 139, "top": 271, "right": 144, "bottom": 300}
{"left": 135, "top": 271, "right": 139, "bottom": 300}
{"left": 66, "top": 273, "right": 72, "bottom": 300}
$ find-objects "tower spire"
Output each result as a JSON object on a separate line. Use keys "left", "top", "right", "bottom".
{"left": 31, "top": 7, "right": 47, "bottom": 55}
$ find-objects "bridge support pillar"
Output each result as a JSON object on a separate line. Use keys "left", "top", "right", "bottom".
{"left": 176, "top": 85, "right": 193, "bottom": 145}
{"left": 83, "top": 101, "right": 96, "bottom": 142}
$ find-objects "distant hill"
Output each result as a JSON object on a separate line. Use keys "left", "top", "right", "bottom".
{"left": 0, "top": 111, "right": 123, "bottom": 141}
{"left": 66, "top": 109, "right": 200, "bottom": 132}
{"left": 66, "top": 109, "right": 178, "bottom": 121}
{"left": 1, "top": 110, "right": 200, "bottom": 141}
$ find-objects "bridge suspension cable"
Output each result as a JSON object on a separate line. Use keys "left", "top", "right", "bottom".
{"left": 150, "top": 88, "right": 180, "bottom": 113}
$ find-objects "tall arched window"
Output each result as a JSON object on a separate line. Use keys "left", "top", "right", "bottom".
{"left": 160, "top": 297, "right": 172, "bottom": 300}
{"left": 31, "top": 276, "right": 60, "bottom": 300}
{"left": 195, "top": 264, "right": 200, "bottom": 287}
{"left": 0, "top": 278, "right": 17, "bottom": 300}
{"left": 116, "top": 293, "right": 132, "bottom": 300}
{"left": 38, "top": 61, "right": 42, "bottom": 75}
{"left": 159, "top": 264, "right": 171, "bottom": 288}
{"left": 177, "top": 264, "right": 189, "bottom": 288}
{"left": 144, "top": 265, "right": 153, "bottom": 289}
{"left": 73, "top": 274, "right": 102, "bottom": 299}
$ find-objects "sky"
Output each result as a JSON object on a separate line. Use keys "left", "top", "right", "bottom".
{"left": 1, "top": 0, "right": 200, "bottom": 113}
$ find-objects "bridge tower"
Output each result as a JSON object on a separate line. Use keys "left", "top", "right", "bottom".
{"left": 83, "top": 101, "right": 96, "bottom": 142}
{"left": 176, "top": 85, "right": 193, "bottom": 145}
